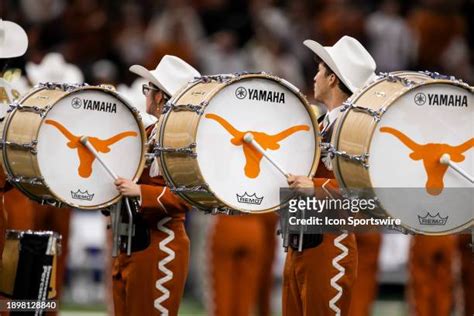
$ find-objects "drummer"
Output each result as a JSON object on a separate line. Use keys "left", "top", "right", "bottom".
{"left": 284, "top": 36, "right": 377, "bottom": 315}
{"left": 0, "top": 19, "right": 28, "bottom": 271}
{"left": 112, "top": 55, "right": 200, "bottom": 316}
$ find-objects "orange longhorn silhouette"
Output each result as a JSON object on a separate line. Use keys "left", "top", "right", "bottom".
{"left": 380, "top": 126, "right": 474, "bottom": 195}
{"left": 45, "top": 119, "right": 137, "bottom": 178}
{"left": 205, "top": 113, "right": 309, "bottom": 178}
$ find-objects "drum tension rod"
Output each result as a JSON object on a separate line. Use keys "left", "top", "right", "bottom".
{"left": 321, "top": 142, "right": 369, "bottom": 168}
{"left": 8, "top": 102, "right": 50, "bottom": 117}
{"left": 36, "top": 82, "right": 89, "bottom": 91}
{"left": 154, "top": 143, "right": 197, "bottom": 157}
{"left": 379, "top": 73, "right": 417, "bottom": 87}
{"left": 7, "top": 175, "right": 45, "bottom": 185}
{"left": 163, "top": 103, "right": 207, "bottom": 115}
{"left": 0, "top": 140, "right": 38, "bottom": 153}
{"left": 341, "top": 101, "right": 387, "bottom": 122}
{"left": 169, "top": 185, "right": 209, "bottom": 193}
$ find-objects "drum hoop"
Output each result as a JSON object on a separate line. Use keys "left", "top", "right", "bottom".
{"left": 331, "top": 72, "right": 473, "bottom": 234}
{"left": 1, "top": 86, "right": 48, "bottom": 202}
{"left": 2, "top": 86, "right": 147, "bottom": 210}
{"left": 159, "top": 73, "right": 321, "bottom": 213}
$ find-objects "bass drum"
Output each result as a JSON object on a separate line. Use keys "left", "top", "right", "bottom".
{"left": 331, "top": 71, "right": 473, "bottom": 235}
{"left": 1, "top": 84, "right": 146, "bottom": 209}
{"left": 156, "top": 73, "right": 320, "bottom": 213}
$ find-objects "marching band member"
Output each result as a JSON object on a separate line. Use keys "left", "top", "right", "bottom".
{"left": 0, "top": 18, "right": 28, "bottom": 272}
{"left": 113, "top": 55, "right": 200, "bottom": 316}
{"left": 206, "top": 212, "right": 279, "bottom": 316}
{"left": 3, "top": 53, "right": 83, "bottom": 308}
{"left": 284, "top": 36, "right": 377, "bottom": 316}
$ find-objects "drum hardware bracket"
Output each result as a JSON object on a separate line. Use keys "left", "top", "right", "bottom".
{"left": 36, "top": 82, "right": 89, "bottom": 91}
{"left": 1, "top": 139, "right": 38, "bottom": 154}
{"left": 387, "top": 224, "right": 411, "bottom": 235}
{"left": 341, "top": 101, "right": 386, "bottom": 122}
{"left": 210, "top": 207, "right": 239, "bottom": 215}
{"left": 170, "top": 185, "right": 209, "bottom": 193}
{"left": 41, "top": 199, "right": 63, "bottom": 208}
{"left": 154, "top": 143, "right": 197, "bottom": 158}
{"left": 145, "top": 153, "right": 156, "bottom": 166}
{"left": 7, "top": 175, "right": 45, "bottom": 186}
{"left": 321, "top": 143, "right": 369, "bottom": 168}
{"left": 8, "top": 102, "right": 50, "bottom": 117}
{"left": 379, "top": 72, "right": 416, "bottom": 87}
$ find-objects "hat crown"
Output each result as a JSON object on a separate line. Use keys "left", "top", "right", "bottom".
{"left": 0, "top": 19, "right": 28, "bottom": 58}
{"left": 130, "top": 55, "right": 200, "bottom": 97}
{"left": 26, "top": 52, "right": 84, "bottom": 84}
{"left": 304, "top": 36, "right": 377, "bottom": 93}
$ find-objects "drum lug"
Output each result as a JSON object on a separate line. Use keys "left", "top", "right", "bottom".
{"left": 341, "top": 101, "right": 386, "bottom": 122}
{"left": 169, "top": 184, "right": 209, "bottom": 193}
{"left": 7, "top": 175, "right": 45, "bottom": 186}
{"left": 8, "top": 102, "right": 50, "bottom": 117}
{"left": 321, "top": 143, "right": 369, "bottom": 168}
{"left": 36, "top": 82, "right": 89, "bottom": 91}
{"left": 1, "top": 140, "right": 38, "bottom": 154}
{"left": 154, "top": 143, "right": 197, "bottom": 158}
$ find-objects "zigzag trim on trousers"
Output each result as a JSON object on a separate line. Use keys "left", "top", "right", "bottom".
{"left": 154, "top": 216, "right": 175, "bottom": 316}
{"left": 329, "top": 232, "right": 349, "bottom": 316}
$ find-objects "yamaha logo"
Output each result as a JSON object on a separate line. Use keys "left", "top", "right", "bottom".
{"left": 414, "top": 93, "right": 427, "bottom": 106}
{"left": 71, "top": 97, "right": 82, "bottom": 109}
{"left": 235, "top": 87, "right": 247, "bottom": 99}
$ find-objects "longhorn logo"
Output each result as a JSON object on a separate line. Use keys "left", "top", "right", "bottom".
{"left": 380, "top": 126, "right": 473, "bottom": 195}
{"left": 45, "top": 119, "right": 137, "bottom": 178}
{"left": 205, "top": 113, "right": 309, "bottom": 178}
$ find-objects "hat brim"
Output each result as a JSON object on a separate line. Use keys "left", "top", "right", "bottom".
{"left": 26, "top": 62, "right": 84, "bottom": 84}
{"left": 0, "top": 21, "right": 28, "bottom": 58}
{"left": 303, "top": 40, "right": 356, "bottom": 93}
{"left": 129, "top": 65, "right": 170, "bottom": 96}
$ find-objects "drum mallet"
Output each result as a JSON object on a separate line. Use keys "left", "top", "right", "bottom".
{"left": 440, "top": 154, "right": 474, "bottom": 183}
{"left": 243, "top": 133, "right": 289, "bottom": 178}
{"left": 80, "top": 136, "right": 134, "bottom": 256}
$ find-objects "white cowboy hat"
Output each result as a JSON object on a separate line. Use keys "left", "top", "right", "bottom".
{"left": 0, "top": 19, "right": 28, "bottom": 58}
{"left": 26, "top": 52, "right": 84, "bottom": 85}
{"left": 117, "top": 78, "right": 158, "bottom": 128}
{"left": 129, "top": 55, "right": 200, "bottom": 97}
{"left": 304, "top": 36, "right": 377, "bottom": 93}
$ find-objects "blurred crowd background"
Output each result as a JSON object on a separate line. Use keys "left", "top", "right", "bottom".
{"left": 2, "top": 0, "right": 473, "bottom": 96}
{"left": 1, "top": 0, "right": 473, "bottom": 314}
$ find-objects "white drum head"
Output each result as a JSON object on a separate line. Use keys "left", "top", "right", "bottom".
{"left": 36, "top": 88, "right": 144, "bottom": 208}
{"left": 195, "top": 77, "right": 317, "bottom": 212}
{"left": 369, "top": 82, "right": 473, "bottom": 233}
